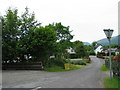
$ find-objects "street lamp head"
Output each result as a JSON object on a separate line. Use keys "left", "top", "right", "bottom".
{"left": 103, "top": 29, "right": 114, "bottom": 39}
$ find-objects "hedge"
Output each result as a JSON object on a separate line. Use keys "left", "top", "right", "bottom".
{"left": 105, "top": 59, "right": 120, "bottom": 80}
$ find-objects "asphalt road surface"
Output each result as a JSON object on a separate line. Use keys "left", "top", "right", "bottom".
{"left": 2, "top": 56, "right": 105, "bottom": 88}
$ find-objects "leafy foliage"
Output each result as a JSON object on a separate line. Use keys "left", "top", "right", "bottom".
{"left": 72, "top": 60, "right": 86, "bottom": 65}
{"left": 105, "top": 55, "right": 120, "bottom": 80}
{"left": 113, "top": 54, "right": 120, "bottom": 62}
{"left": 74, "top": 41, "right": 88, "bottom": 58}
{"left": 102, "top": 44, "right": 118, "bottom": 50}
{"left": 2, "top": 7, "right": 73, "bottom": 68}
{"left": 2, "top": 8, "right": 20, "bottom": 62}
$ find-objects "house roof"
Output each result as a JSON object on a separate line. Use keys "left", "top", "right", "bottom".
{"left": 94, "top": 45, "right": 102, "bottom": 50}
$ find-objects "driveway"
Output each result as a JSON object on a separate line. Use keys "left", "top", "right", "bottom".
{"left": 2, "top": 56, "right": 105, "bottom": 88}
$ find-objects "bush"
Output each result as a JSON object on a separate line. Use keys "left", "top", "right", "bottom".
{"left": 112, "top": 54, "right": 120, "bottom": 79}
{"left": 73, "top": 60, "right": 86, "bottom": 65}
{"left": 111, "top": 52, "right": 116, "bottom": 56}
{"left": 105, "top": 54, "right": 120, "bottom": 80}
{"left": 113, "top": 54, "right": 120, "bottom": 62}
{"left": 69, "top": 54, "right": 77, "bottom": 59}
{"left": 55, "top": 58, "right": 67, "bottom": 67}
{"left": 89, "top": 52, "right": 96, "bottom": 55}
{"left": 47, "top": 58, "right": 67, "bottom": 68}
{"left": 112, "top": 61, "right": 120, "bottom": 78}
{"left": 97, "top": 52, "right": 105, "bottom": 56}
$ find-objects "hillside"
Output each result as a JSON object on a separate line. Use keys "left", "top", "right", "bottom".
{"left": 97, "top": 35, "right": 120, "bottom": 46}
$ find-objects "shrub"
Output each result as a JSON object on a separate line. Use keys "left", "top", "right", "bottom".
{"left": 48, "top": 58, "right": 67, "bottom": 68}
{"left": 97, "top": 52, "right": 105, "bottom": 56}
{"left": 113, "top": 54, "right": 120, "bottom": 62}
{"left": 112, "top": 54, "right": 120, "bottom": 79}
{"left": 111, "top": 52, "right": 116, "bottom": 56}
{"left": 105, "top": 54, "right": 120, "bottom": 80}
{"left": 112, "top": 61, "right": 120, "bottom": 77}
{"left": 89, "top": 52, "right": 96, "bottom": 55}
{"left": 73, "top": 60, "right": 86, "bottom": 65}
{"left": 69, "top": 54, "right": 77, "bottom": 59}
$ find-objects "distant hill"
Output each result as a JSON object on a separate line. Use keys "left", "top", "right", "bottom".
{"left": 97, "top": 35, "right": 120, "bottom": 46}
{"left": 83, "top": 42, "right": 91, "bottom": 45}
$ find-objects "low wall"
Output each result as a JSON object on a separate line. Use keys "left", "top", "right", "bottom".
{"left": 2, "top": 62, "right": 44, "bottom": 70}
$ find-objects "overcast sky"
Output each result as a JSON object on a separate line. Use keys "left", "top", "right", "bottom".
{"left": 0, "top": 0, "right": 119, "bottom": 43}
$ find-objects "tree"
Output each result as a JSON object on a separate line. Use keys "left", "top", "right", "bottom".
{"left": 102, "top": 44, "right": 118, "bottom": 50}
{"left": 2, "top": 7, "right": 41, "bottom": 63}
{"left": 2, "top": 7, "right": 74, "bottom": 67}
{"left": 74, "top": 41, "right": 88, "bottom": 58}
{"left": 47, "top": 23, "right": 73, "bottom": 58}
{"left": 85, "top": 45, "right": 95, "bottom": 55}
{"left": 92, "top": 41, "right": 100, "bottom": 47}
{"left": 18, "top": 7, "right": 41, "bottom": 62}
{"left": 2, "top": 8, "right": 20, "bottom": 63}
{"left": 28, "top": 26, "right": 57, "bottom": 65}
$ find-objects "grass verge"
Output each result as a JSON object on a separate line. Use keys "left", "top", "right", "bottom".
{"left": 101, "top": 64, "right": 109, "bottom": 72}
{"left": 45, "top": 65, "right": 86, "bottom": 72}
{"left": 103, "top": 77, "right": 120, "bottom": 89}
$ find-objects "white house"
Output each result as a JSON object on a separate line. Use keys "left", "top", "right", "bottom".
{"left": 108, "top": 48, "right": 119, "bottom": 55}
{"left": 94, "top": 45, "right": 103, "bottom": 54}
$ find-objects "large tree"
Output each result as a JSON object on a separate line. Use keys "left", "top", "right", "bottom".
{"left": 2, "top": 8, "right": 20, "bottom": 63}
{"left": 2, "top": 7, "right": 74, "bottom": 66}
{"left": 74, "top": 41, "right": 88, "bottom": 58}
{"left": 28, "top": 26, "right": 57, "bottom": 64}
{"left": 47, "top": 23, "right": 73, "bottom": 58}
{"left": 18, "top": 7, "right": 41, "bottom": 61}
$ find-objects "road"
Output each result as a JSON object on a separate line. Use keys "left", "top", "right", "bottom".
{"left": 2, "top": 56, "right": 105, "bottom": 88}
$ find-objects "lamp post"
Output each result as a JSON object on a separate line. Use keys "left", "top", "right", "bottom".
{"left": 103, "top": 29, "right": 114, "bottom": 79}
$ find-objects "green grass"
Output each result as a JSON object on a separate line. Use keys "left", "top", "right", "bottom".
{"left": 101, "top": 64, "right": 110, "bottom": 72}
{"left": 45, "top": 65, "right": 86, "bottom": 72}
{"left": 103, "top": 77, "right": 120, "bottom": 89}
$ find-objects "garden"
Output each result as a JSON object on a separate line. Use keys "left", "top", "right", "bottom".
{"left": 45, "top": 58, "right": 91, "bottom": 72}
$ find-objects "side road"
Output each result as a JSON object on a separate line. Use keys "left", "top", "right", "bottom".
{"left": 2, "top": 56, "right": 105, "bottom": 88}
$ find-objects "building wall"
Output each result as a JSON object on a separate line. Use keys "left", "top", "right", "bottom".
{"left": 94, "top": 46, "right": 103, "bottom": 54}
